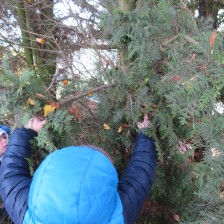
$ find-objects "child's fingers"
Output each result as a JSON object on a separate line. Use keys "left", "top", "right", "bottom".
{"left": 137, "top": 122, "right": 143, "bottom": 129}
{"left": 143, "top": 113, "right": 149, "bottom": 121}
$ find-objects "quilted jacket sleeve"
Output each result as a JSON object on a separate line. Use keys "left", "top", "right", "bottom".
{"left": 118, "top": 132, "right": 157, "bottom": 224}
{"left": 0, "top": 128, "right": 37, "bottom": 224}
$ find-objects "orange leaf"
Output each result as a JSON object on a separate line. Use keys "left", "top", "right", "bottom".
{"left": 44, "top": 104, "right": 56, "bottom": 117}
{"left": 69, "top": 105, "right": 82, "bottom": 120}
{"left": 35, "top": 93, "right": 45, "bottom": 99}
{"left": 36, "top": 38, "right": 46, "bottom": 44}
{"left": 63, "top": 80, "right": 68, "bottom": 85}
{"left": 210, "top": 30, "right": 217, "bottom": 47}
{"left": 171, "top": 75, "right": 182, "bottom": 82}
{"left": 28, "top": 97, "right": 35, "bottom": 105}
{"left": 103, "top": 123, "right": 111, "bottom": 130}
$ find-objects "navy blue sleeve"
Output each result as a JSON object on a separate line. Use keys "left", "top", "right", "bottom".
{"left": 0, "top": 128, "right": 37, "bottom": 224}
{"left": 118, "top": 132, "right": 157, "bottom": 224}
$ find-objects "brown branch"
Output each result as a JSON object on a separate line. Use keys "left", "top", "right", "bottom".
{"left": 60, "top": 83, "right": 116, "bottom": 105}
{"left": 46, "top": 67, "right": 67, "bottom": 92}
{"left": 184, "top": 35, "right": 199, "bottom": 45}
{"left": 78, "top": 99, "right": 96, "bottom": 119}
{"left": 161, "top": 34, "right": 199, "bottom": 47}
{"left": 162, "top": 34, "right": 180, "bottom": 46}
{"left": 69, "top": 43, "right": 117, "bottom": 51}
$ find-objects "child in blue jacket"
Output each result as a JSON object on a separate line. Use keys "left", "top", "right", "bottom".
{"left": 0, "top": 124, "right": 10, "bottom": 221}
{"left": 0, "top": 125, "right": 11, "bottom": 163}
{"left": 0, "top": 114, "right": 156, "bottom": 224}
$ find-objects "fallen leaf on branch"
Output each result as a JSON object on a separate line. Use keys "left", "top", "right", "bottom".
{"left": 210, "top": 30, "right": 217, "bottom": 47}
{"left": 171, "top": 75, "right": 182, "bottom": 82}
{"left": 44, "top": 104, "right": 56, "bottom": 117}
{"left": 36, "top": 38, "right": 46, "bottom": 44}
{"left": 36, "top": 93, "right": 45, "bottom": 99}
{"left": 69, "top": 105, "right": 82, "bottom": 120}
{"left": 103, "top": 123, "right": 111, "bottom": 130}
{"left": 28, "top": 98, "right": 35, "bottom": 105}
{"left": 117, "top": 125, "right": 123, "bottom": 133}
{"left": 63, "top": 80, "right": 68, "bottom": 85}
{"left": 87, "top": 91, "right": 93, "bottom": 97}
{"left": 117, "top": 124, "right": 129, "bottom": 133}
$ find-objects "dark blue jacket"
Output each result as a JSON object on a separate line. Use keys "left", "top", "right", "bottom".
{"left": 0, "top": 128, "right": 37, "bottom": 224}
{"left": 0, "top": 128, "right": 156, "bottom": 224}
{"left": 118, "top": 132, "right": 157, "bottom": 224}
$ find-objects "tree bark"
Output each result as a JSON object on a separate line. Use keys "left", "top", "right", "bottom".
{"left": 16, "top": 0, "right": 57, "bottom": 84}
{"left": 40, "top": 0, "right": 56, "bottom": 80}
{"left": 198, "top": 0, "right": 223, "bottom": 29}
{"left": 16, "top": 0, "right": 34, "bottom": 66}
{"left": 117, "top": 0, "right": 137, "bottom": 74}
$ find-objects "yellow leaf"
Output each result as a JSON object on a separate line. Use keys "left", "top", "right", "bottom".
{"left": 28, "top": 97, "right": 35, "bottom": 105}
{"left": 44, "top": 104, "right": 56, "bottom": 117}
{"left": 103, "top": 123, "right": 111, "bottom": 130}
{"left": 117, "top": 125, "right": 123, "bottom": 133}
{"left": 87, "top": 91, "right": 93, "bottom": 97}
{"left": 36, "top": 38, "right": 46, "bottom": 44}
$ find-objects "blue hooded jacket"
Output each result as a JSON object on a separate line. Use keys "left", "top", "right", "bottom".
{"left": 0, "top": 128, "right": 156, "bottom": 224}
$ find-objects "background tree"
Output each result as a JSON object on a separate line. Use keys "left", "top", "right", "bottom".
{"left": 188, "top": 0, "right": 224, "bottom": 29}
{"left": 0, "top": 0, "right": 224, "bottom": 223}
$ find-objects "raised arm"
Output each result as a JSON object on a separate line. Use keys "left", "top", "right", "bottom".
{"left": 0, "top": 117, "right": 46, "bottom": 224}
{"left": 118, "top": 114, "right": 157, "bottom": 224}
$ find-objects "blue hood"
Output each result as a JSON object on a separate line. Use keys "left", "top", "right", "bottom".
{"left": 0, "top": 125, "right": 10, "bottom": 135}
{"left": 23, "top": 146, "right": 124, "bottom": 224}
{"left": 0, "top": 125, "right": 10, "bottom": 138}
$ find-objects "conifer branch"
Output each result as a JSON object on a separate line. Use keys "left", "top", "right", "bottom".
{"left": 60, "top": 83, "right": 116, "bottom": 105}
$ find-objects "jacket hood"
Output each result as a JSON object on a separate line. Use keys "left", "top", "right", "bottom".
{"left": 0, "top": 125, "right": 10, "bottom": 138}
{"left": 24, "top": 146, "right": 124, "bottom": 224}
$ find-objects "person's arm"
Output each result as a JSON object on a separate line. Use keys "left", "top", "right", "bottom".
{"left": 118, "top": 114, "right": 157, "bottom": 224}
{"left": 0, "top": 117, "right": 46, "bottom": 224}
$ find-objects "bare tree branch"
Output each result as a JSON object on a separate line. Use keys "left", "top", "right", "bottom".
{"left": 60, "top": 83, "right": 116, "bottom": 105}
{"left": 46, "top": 67, "right": 67, "bottom": 92}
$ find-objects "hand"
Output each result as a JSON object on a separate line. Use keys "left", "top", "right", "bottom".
{"left": 27, "top": 117, "right": 47, "bottom": 133}
{"left": 137, "top": 113, "right": 151, "bottom": 129}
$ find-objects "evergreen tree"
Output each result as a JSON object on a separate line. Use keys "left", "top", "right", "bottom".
{"left": 0, "top": 0, "right": 224, "bottom": 223}
{"left": 98, "top": 0, "right": 224, "bottom": 223}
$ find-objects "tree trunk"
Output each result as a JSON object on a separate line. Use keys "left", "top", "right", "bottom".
{"left": 39, "top": 0, "right": 56, "bottom": 81}
{"left": 16, "top": 0, "right": 57, "bottom": 84}
{"left": 118, "top": 0, "right": 136, "bottom": 12}
{"left": 117, "top": 0, "right": 137, "bottom": 74}
{"left": 198, "top": 0, "right": 223, "bottom": 29}
{"left": 16, "top": 0, "right": 34, "bottom": 66}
